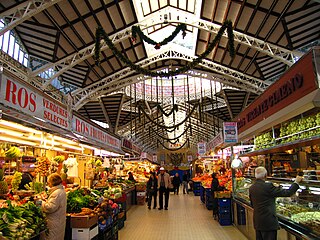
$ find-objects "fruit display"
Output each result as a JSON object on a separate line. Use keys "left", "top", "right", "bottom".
{"left": 276, "top": 203, "right": 310, "bottom": 218}
{"left": 0, "top": 201, "right": 46, "bottom": 239}
{"left": 103, "top": 187, "right": 122, "bottom": 199}
{"left": 53, "top": 155, "right": 65, "bottom": 163}
{"left": 11, "top": 171, "right": 22, "bottom": 191}
{"left": 35, "top": 156, "right": 51, "bottom": 176}
{"left": 0, "top": 169, "right": 8, "bottom": 194}
{"left": 5, "top": 146, "right": 21, "bottom": 159}
{"left": 95, "top": 199, "right": 119, "bottom": 231}
{"left": 254, "top": 131, "right": 273, "bottom": 150}
{"left": 291, "top": 211, "right": 320, "bottom": 223}
{"left": 291, "top": 211, "right": 320, "bottom": 234}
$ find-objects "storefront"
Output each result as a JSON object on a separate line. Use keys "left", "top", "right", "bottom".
{"left": 233, "top": 48, "right": 320, "bottom": 240}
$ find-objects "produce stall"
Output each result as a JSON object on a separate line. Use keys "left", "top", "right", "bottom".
{"left": 233, "top": 48, "right": 320, "bottom": 240}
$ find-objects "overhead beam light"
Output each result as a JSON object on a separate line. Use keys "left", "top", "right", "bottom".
{"left": 62, "top": 144, "right": 83, "bottom": 151}
{"left": 0, "top": 136, "right": 37, "bottom": 146}
{"left": 53, "top": 135, "right": 78, "bottom": 145}
{"left": 0, "top": 127, "right": 24, "bottom": 137}
{"left": 79, "top": 144, "right": 98, "bottom": 150}
{"left": 0, "top": 120, "right": 42, "bottom": 134}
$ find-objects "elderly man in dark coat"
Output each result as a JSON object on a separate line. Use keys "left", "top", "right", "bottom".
{"left": 249, "top": 166, "right": 302, "bottom": 240}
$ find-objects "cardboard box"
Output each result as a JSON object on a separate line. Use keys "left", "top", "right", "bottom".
{"left": 214, "top": 191, "right": 231, "bottom": 198}
{"left": 136, "top": 191, "right": 146, "bottom": 197}
{"left": 71, "top": 215, "right": 98, "bottom": 228}
{"left": 137, "top": 196, "right": 146, "bottom": 205}
{"left": 72, "top": 224, "right": 98, "bottom": 240}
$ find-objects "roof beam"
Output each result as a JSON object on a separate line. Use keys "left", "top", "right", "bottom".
{"left": 221, "top": 90, "right": 233, "bottom": 119}
{"left": 0, "top": 0, "right": 62, "bottom": 36}
{"left": 31, "top": 6, "right": 303, "bottom": 87}
{"left": 241, "top": 92, "right": 250, "bottom": 112}
{"left": 71, "top": 49, "right": 269, "bottom": 110}
{"left": 114, "top": 94, "right": 126, "bottom": 133}
{"left": 98, "top": 97, "right": 114, "bottom": 132}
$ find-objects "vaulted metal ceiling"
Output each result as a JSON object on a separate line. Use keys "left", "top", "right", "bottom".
{"left": 1, "top": 0, "right": 319, "bottom": 153}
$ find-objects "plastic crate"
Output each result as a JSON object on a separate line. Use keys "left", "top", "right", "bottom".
{"left": 193, "top": 190, "right": 200, "bottom": 196}
{"left": 219, "top": 211, "right": 232, "bottom": 220}
{"left": 118, "top": 218, "right": 125, "bottom": 230}
{"left": 113, "top": 231, "right": 118, "bottom": 240}
{"left": 219, "top": 218, "right": 232, "bottom": 226}
{"left": 98, "top": 227, "right": 113, "bottom": 240}
{"left": 219, "top": 205, "right": 231, "bottom": 213}
{"left": 218, "top": 198, "right": 231, "bottom": 207}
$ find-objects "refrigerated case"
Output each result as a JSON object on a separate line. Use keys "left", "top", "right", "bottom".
{"left": 233, "top": 176, "right": 320, "bottom": 240}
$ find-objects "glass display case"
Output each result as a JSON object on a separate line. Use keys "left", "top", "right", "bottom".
{"left": 234, "top": 176, "right": 320, "bottom": 240}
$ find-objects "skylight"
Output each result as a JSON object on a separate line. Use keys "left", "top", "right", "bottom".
{"left": 132, "top": 1, "right": 202, "bottom": 58}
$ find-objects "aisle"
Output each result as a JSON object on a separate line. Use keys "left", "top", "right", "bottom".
{"left": 119, "top": 192, "right": 248, "bottom": 240}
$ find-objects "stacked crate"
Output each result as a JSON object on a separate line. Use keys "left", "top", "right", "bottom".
{"left": 193, "top": 181, "right": 201, "bottom": 196}
{"left": 218, "top": 198, "right": 232, "bottom": 226}
{"left": 200, "top": 186, "right": 205, "bottom": 203}
{"left": 204, "top": 188, "right": 213, "bottom": 210}
{"left": 136, "top": 184, "right": 147, "bottom": 205}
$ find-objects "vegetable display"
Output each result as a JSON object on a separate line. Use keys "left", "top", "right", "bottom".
{"left": 67, "top": 189, "right": 98, "bottom": 213}
{"left": 11, "top": 171, "right": 22, "bottom": 191}
{"left": 0, "top": 201, "right": 46, "bottom": 239}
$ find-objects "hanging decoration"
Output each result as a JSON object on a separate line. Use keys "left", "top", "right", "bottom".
{"left": 137, "top": 102, "right": 199, "bottom": 130}
{"left": 158, "top": 139, "right": 189, "bottom": 151}
{"left": 149, "top": 124, "right": 191, "bottom": 143}
{"left": 131, "top": 23, "right": 187, "bottom": 49}
{"left": 94, "top": 20, "right": 235, "bottom": 78}
{"left": 156, "top": 104, "right": 178, "bottom": 117}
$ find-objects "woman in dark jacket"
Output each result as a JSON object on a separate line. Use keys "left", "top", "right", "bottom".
{"left": 211, "top": 172, "right": 220, "bottom": 219}
{"left": 172, "top": 173, "right": 181, "bottom": 195}
{"left": 146, "top": 173, "right": 158, "bottom": 209}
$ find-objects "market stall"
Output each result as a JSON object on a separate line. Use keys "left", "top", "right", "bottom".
{"left": 233, "top": 48, "right": 320, "bottom": 240}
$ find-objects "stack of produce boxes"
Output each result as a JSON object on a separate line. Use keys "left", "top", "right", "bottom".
{"left": 135, "top": 183, "right": 146, "bottom": 205}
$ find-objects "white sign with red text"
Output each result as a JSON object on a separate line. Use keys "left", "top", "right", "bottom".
{"left": 0, "top": 74, "right": 69, "bottom": 129}
{"left": 72, "top": 116, "right": 121, "bottom": 150}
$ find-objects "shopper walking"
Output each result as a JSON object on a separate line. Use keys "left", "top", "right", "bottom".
{"left": 211, "top": 172, "right": 220, "bottom": 219}
{"left": 182, "top": 171, "right": 189, "bottom": 194}
{"left": 146, "top": 173, "right": 157, "bottom": 209}
{"left": 41, "top": 173, "right": 67, "bottom": 240}
{"left": 157, "top": 167, "right": 170, "bottom": 210}
{"left": 249, "top": 167, "right": 302, "bottom": 240}
{"left": 172, "top": 173, "right": 181, "bottom": 195}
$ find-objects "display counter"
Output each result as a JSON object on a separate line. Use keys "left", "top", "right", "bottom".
{"left": 124, "top": 186, "right": 136, "bottom": 211}
{"left": 233, "top": 177, "right": 320, "bottom": 240}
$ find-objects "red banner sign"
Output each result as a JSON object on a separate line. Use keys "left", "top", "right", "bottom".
{"left": 0, "top": 74, "right": 69, "bottom": 129}
{"left": 236, "top": 51, "right": 318, "bottom": 134}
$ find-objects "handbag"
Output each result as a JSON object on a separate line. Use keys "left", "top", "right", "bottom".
{"left": 168, "top": 180, "right": 174, "bottom": 189}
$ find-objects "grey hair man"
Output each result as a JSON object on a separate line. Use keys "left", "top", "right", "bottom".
{"left": 249, "top": 166, "right": 302, "bottom": 240}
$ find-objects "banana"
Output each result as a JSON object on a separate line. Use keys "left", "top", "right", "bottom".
{"left": 5, "top": 146, "right": 21, "bottom": 158}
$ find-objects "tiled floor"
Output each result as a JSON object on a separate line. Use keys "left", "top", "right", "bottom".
{"left": 119, "top": 192, "right": 248, "bottom": 240}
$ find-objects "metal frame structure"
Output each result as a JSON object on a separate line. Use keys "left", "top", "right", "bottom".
{"left": 0, "top": 0, "right": 63, "bottom": 36}
{"left": 28, "top": 6, "right": 302, "bottom": 90}
{"left": 72, "top": 49, "right": 269, "bottom": 110}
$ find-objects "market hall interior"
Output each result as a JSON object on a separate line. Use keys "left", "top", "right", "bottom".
{"left": 119, "top": 193, "right": 247, "bottom": 240}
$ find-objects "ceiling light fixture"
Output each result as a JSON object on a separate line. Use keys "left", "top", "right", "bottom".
{"left": 0, "top": 127, "right": 24, "bottom": 137}
{"left": 53, "top": 135, "right": 78, "bottom": 145}
{"left": 0, "top": 120, "right": 42, "bottom": 134}
{"left": 0, "top": 136, "right": 37, "bottom": 146}
{"left": 62, "top": 144, "right": 83, "bottom": 151}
